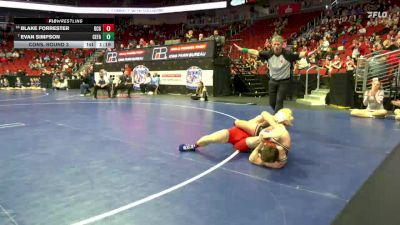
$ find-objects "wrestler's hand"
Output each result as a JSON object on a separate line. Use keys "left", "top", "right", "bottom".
{"left": 259, "top": 132, "right": 265, "bottom": 142}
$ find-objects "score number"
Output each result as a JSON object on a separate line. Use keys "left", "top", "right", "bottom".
{"left": 102, "top": 32, "right": 115, "bottom": 41}
{"left": 102, "top": 24, "right": 114, "bottom": 32}
{"left": 102, "top": 24, "right": 115, "bottom": 41}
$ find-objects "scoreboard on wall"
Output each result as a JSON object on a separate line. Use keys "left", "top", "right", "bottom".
{"left": 13, "top": 18, "right": 115, "bottom": 49}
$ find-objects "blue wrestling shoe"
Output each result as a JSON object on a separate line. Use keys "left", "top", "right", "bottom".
{"left": 179, "top": 144, "right": 197, "bottom": 152}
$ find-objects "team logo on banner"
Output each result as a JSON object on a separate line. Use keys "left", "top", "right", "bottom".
{"left": 186, "top": 66, "right": 202, "bottom": 90}
{"left": 152, "top": 47, "right": 168, "bottom": 60}
{"left": 106, "top": 52, "right": 118, "bottom": 63}
{"left": 133, "top": 65, "right": 149, "bottom": 89}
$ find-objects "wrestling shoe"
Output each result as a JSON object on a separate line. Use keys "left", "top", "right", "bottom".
{"left": 179, "top": 144, "right": 197, "bottom": 152}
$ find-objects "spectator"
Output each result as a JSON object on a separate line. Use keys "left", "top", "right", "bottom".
{"left": 198, "top": 33, "right": 205, "bottom": 41}
{"left": 320, "top": 37, "right": 330, "bottom": 53}
{"left": 2, "top": 69, "right": 11, "bottom": 76}
{"left": 93, "top": 70, "right": 111, "bottom": 99}
{"left": 184, "top": 29, "right": 196, "bottom": 42}
{"left": 112, "top": 71, "right": 133, "bottom": 98}
{"left": 323, "top": 55, "right": 333, "bottom": 73}
{"left": 352, "top": 44, "right": 360, "bottom": 60}
{"left": 53, "top": 73, "right": 68, "bottom": 90}
{"left": 263, "top": 39, "right": 271, "bottom": 51}
{"left": 16, "top": 69, "right": 25, "bottom": 77}
{"left": 137, "top": 38, "right": 147, "bottom": 48}
{"left": 12, "top": 50, "right": 19, "bottom": 59}
{"left": 79, "top": 71, "right": 93, "bottom": 96}
{"left": 190, "top": 81, "right": 208, "bottom": 101}
{"left": 245, "top": 54, "right": 258, "bottom": 72}
{"left": 308, "top": 52, "right": 318, "bottom": 65}
{"left": 148, "top": 40, "right": 156, "bottom": 47}
{"left": 14, "top": 77, "right": 24, "bottom": 88}
{"left": 124, "top": 63, "right": 132, "bottom": 75}
{"left": 148, "top": 73, "right": 160, "bottom": 95}
{"left": 1, "top": 77, "right": 10, "bottom": 88}
{"left": 345, "top": 56, "right": 356, "bottom": 72}
{"left": 350, "top": 78, "right": 387, "bottom": 118}
{"left": 140, "top": 72, "right": 152, "bottom": 94}
{"left": 331, "top": 55, "right": 343, "bottom": 71}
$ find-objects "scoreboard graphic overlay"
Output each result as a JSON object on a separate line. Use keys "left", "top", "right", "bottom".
{"left": 14, "top": 18, "right": 115, "bottom": 49}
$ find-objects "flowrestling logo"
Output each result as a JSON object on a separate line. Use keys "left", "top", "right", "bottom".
{"left": 367, "top": 11, "right": 388, "bottom": 18}
{"left": 186, "top": 66, "right": 202, "bottom": 90}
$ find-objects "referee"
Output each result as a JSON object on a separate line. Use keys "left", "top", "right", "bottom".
{"left": 234, "top": 35, "right": 315, "bottom": 113}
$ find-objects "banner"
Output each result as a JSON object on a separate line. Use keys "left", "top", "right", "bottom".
{"left": 133, "top": 65, "right": 150, "bottom": 90}
{"left": 186, "top": 66, "right": 203, "bottom": 90}
{"left": 95, "top": 69, "right": 213, "bottom": 87}
{"left": 105, "top": 41, "right": 215, "bottom": 63}
{"left": 278, "top": 3, "right": 300, "bottom": 16}
{"left": 151, "top": 70, "right": 213, "bottom": 86}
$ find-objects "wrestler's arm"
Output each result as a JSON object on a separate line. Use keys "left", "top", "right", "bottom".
{"left": 262, "top": 160, "right": 286, "bottom": 169}
{"left": 240, "top": 115, "right": 264, "bottom": 124}
{"left": 249, "top": 142, "right": 263, "bottom": 164}
{"left": 260, "top": 111, "right": 278, "bottom": 126}
{"left": 237, "top": 111, "right": 276, "bottom": 125}
{"left": 259, "top": 124, "right": 286, "bottom": 139}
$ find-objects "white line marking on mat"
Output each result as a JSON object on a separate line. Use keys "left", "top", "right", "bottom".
{"left": 0, "top": 123, "right": 26, "bottom": 129}
{"left": 70, "top": 151, "right": 239, "bottom": 225}
{"left": 0, "top": 203, "right": 19, "bottom": 225}
{"left": 0, "top": 101, "right": 248, "bottom": 225}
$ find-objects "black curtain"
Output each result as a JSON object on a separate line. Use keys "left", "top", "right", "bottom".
{"left": 213, "top": 57, "right": 232, "bottom": 97}
{"left": 326, "top": 72, "right": 355, "bottom": 107}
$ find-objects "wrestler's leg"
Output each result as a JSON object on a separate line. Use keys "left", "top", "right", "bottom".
{"left": 371, "top": 109, "right": 387, "bottom": 118}
{"left": 197, "top": 129, "right": 229, "bottom": 147}
{"left": 350, "top": 109, "right": 373, "bottom": 118}
{"left": 179, "top": 129, "right": 229, "bottom": 152}
{"left": 234, "top": 120, "right": 259, "bottom": 135}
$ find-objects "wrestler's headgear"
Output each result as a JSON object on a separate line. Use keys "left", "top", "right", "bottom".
{"left": 275, "top": 108, "right": 294, "bottom": 126}
{"left": 259, "top": 141, "right": 279, "bottom": 162}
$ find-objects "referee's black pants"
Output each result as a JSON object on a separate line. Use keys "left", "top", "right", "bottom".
{"left": 268, "top": 78, "right": 291, "bottom": 113}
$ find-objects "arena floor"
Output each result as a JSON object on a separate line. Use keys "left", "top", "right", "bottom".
{"left": 1, "top": 89, "right": 399, "bottom": 225}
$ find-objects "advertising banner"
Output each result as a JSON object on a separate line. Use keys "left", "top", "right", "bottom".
{"left": 105, "top": 41, "right": 215, "bottom": 63}
{"left": 151, "top": 69, "right": 213, "bottom": 87}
